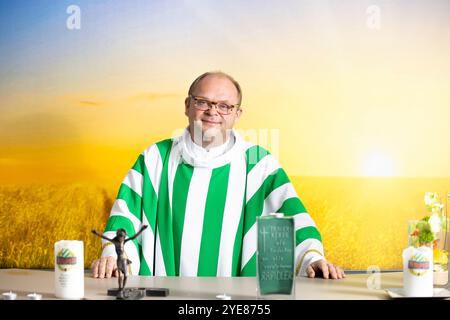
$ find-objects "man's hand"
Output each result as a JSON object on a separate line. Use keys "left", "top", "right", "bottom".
{"left": 306, "top": 259, "right": 345, "bottom": 279}
{"left": 91, "top": 256, "right": 118, "bottom": 278}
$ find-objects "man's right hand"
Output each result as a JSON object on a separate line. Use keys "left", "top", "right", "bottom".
{"left": 91, "top": 256, "right": 118, "bottom": 278}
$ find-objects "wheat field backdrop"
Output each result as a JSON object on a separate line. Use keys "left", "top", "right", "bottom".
{"left": 0, "top": 183, "right": 114, "bottom": 269}
{"left": 0, "top": 177, "right": 448, "bottom": 271}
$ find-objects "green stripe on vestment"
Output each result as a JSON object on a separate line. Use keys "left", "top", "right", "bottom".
{"left": 296, "top": 226, "right": 322, "bottom": 245}
{"left": 231, "top": 205, "right": 245, "bottom": 276}
{"left": 155, "top": 139, "right": 175, "bottom": 275}
{"left": 132, "top": 154, "right": 145, "bottom": 175}
{"left": 244, "top": 168, "right": 290, "bottom": 235}
{"left": 129, "top": 151, "right": 159, "bottom": 275}
{"left": 197, "top": 163, "right": 231, "bottom": 276}
{"left": 139, "top": 245, "right": 151, "bottom": 276}
{"left": 117, "top": 184, "right": 141, "bottom": 220}
{"left": 172, "top": 163, "right": 194, "bottom": 276}
{"left": 278, "top": 197, "right": 307, "bottom": 216}
{"left": 241, "top": 253, "right": 256, "bottom": 276}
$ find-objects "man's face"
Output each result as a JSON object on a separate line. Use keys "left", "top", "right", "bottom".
{"left": 185, "top": 75, "right": 242, "bottom": 144}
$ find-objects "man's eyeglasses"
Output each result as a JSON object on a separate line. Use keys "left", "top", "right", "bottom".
{"left": 189, "top": 95, "right": 239, "bottom": 115}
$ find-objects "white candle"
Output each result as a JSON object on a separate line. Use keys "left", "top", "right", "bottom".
{"left": 402, "top": 245, "right": 433, "bottom": 297}
{"left": 2, "top": 291, "right": 17, "bottom": 300}
{"left": 216, "top": 293, "right": 231, "bottom": 300}
{"left": 27, "top": 293, "right": 42, "bottom": 300}
{"left": 54, "top": 240, "right": 84, "bottom": 299}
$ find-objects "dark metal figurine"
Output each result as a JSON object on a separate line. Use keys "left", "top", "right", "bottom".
{"left": 92, "top": 225, "right": 148, "bottom": 299}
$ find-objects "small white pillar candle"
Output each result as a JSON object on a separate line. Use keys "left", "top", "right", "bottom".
{"left": 54, "top": 240, "right": 84, "bottom": 299}
{"left": 402, "top": 245, "right": 433, "bottom": 297}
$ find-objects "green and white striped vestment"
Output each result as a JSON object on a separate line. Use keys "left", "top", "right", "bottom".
{"left": 101, "top": 129, "right": 325, "bottom": 277}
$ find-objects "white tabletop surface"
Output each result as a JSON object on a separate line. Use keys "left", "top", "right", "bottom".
{"left": 0, "top": 268, "right": 418, "bottom": 300}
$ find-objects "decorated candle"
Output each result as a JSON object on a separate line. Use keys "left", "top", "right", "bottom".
{"left": 54, "top": 240, "right": 84, "bottom": 299}
{"left": 402, "top": 245, "right": 433, "bottom": 297}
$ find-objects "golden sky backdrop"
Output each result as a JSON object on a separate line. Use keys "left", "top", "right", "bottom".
{"left": 0, "top": 0, "right": 449, "bottom": 183}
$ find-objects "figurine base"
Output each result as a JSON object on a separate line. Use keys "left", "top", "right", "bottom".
{"left": 107, "top": 288, "right": 145, "bottom": 300}
{"left": 108, "top": 287, "right": 170, "bottom": 298}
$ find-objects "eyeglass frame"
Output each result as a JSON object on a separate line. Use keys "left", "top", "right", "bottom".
{"left": 189, "top": 95, "right": 240, "bottom": 115}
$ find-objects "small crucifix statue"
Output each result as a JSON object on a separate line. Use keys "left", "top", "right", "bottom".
{"left": 92, "top": 225, "right": 148, "bottom": 299}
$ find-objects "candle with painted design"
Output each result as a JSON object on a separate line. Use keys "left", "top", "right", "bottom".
{"left": 54, "top": 240, "right": 84, "bottom": 299}
{"left": 402, "top": 245, "right": 433, "bottom": 297}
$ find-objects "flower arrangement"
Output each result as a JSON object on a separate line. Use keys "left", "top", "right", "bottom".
{"left": 408, "top": 192, "right": 448, "bottom": 275}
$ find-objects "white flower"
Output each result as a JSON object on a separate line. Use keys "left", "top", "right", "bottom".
{"left": 424, "top": 192, "right": 438, "bottom": 207}
{"left": 424, "top": 192, "right": 443, "bottom": 213}
{"left": 428, "top": 213, "right": 441, "bottom": 234}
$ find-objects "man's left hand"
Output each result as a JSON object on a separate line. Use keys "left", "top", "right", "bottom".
{"left": 306, "top": 259, "right": 345, "bottom": 279}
